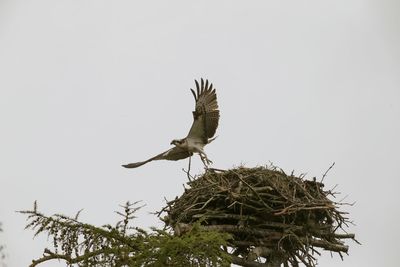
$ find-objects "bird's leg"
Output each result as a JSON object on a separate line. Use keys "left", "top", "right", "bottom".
{"left": 204, "top": 151, "right": 213, "bottom": 165}
{"left": 200, "top": 155, "right": 208, "bottom": 168}
{"left": 199, "top": 152, "right": 213, "bottom": 167}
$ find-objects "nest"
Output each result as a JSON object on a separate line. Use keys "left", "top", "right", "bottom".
{"left": 161, "top": 166, "right": 358, "bottom": 267}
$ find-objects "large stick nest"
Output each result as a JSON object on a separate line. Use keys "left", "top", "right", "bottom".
{"left": 161, "top": 166, "right": 358, "bottom": 267}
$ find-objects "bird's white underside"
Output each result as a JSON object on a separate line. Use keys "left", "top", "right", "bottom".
{"left": 173, "top": 137, "right": 205, "bottom": 154}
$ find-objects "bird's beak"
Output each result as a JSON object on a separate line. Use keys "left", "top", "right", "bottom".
{"left": 170, "top": 141, "right": 174, "bottom": 145}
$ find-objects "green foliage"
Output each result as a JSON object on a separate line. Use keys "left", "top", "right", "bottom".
{"left": 139, "top": 224, "right": 231, "bottom": 267}
{"left": 19, "top": 202, "right": 231, "bottom": 267}
{"left": 19, "top": 165, "right": 357, "bottom": 267}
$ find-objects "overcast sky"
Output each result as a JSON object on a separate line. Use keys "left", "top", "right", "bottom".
{"left": 1, "top": 1, "right": 399, "bottom": 266}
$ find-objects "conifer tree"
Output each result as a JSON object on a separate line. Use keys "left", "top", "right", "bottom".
{"left": 20, "top": 202, "right": 231, "bottom": 267}
{"left": 21, "top": 166, "right": 358, "bottom": 266}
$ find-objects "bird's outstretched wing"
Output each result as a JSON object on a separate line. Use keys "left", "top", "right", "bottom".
{"left": 187, "top": 79, "right": 220, "bottom": 143}
{"left": 122, "top": 146, "right": 192, "bottom": 168}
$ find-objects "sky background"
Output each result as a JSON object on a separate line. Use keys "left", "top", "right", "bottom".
{"left": 1, "top": 1, "right": 399, "bottom": 266}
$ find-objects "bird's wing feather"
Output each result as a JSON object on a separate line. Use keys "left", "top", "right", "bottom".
{"left": 187, "top": 79, "right": 220, "bottom": 143}
{"left": 153, "top": 146, "right": 192, "bottom": 161}
{"left": 122, "top": 146, "right": 192, "bottom": 168}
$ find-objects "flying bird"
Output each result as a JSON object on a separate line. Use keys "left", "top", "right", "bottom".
{"left": 122, "top": 79, "right": 219, "bottom": 169}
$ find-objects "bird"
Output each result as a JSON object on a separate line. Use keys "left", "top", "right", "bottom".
{"left": 122, "top": 78, "right": 220, "bottom": 169}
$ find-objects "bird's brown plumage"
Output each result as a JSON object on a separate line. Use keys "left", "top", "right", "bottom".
{"left": 188, "top": 78, "right": 220, "bottom": 143}
{"left": 122, "top": 146, "right": 192, "bottom": 168}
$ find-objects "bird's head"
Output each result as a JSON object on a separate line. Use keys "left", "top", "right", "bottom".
{"left": 170, "top": 139, "right": 184, "bottom": 146}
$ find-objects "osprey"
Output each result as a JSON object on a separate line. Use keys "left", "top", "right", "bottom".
{"left": 122, "top": 79, "right": 219, "bottom": 169}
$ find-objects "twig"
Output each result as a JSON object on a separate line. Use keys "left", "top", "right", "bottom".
{"left": 233, "top": 171, "right": 273, "bottom": 211}
{"left": 208, "top": 167, "right": 227, "bottom": 172}
{"left": 321, "top": 162, "right": 335, "bottom": 183}
{"left": 182, "top": 156, "right": 193, "bottom": 181}
{"left": 30, "top": 248, "right": 114, "bottom": 267}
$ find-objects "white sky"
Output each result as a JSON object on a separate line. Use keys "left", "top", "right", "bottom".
{"left": 0, "top": 1, "right": 399, "bottom": 266}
